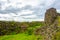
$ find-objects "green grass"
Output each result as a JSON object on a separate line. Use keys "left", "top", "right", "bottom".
{"left": 55, "top": 32, "right": 60, "bottom": 40}
{"left": 57, "top": 16, "right": 60, "bottom": 26}
{"left": 53, "top": 32, "right": 60, "bottom": 40}
{"left": 0, "top": 33, "right": 43, "bottom": 40}
{"left": 52, "top": 16, "right": 60, "bottom": 40}
{"left": 0, "top": 22, "right": 44, "bottom": 40}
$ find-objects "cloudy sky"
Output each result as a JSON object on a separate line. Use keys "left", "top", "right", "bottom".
{"left": 0, "top": 0, "right": 60, "bottom": 22}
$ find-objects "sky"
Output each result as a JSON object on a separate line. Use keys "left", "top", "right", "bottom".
{"left": 0, "top": 0, "right": 60, "bottom": 22}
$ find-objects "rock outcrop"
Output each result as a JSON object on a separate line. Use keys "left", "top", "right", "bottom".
{"left": 45, "top": 8, "right": 57, "bottom": 26}
{"left": 35, "top": 8, "right": 60, "bottom": 40}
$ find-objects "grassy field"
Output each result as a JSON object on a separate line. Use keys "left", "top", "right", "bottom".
{"left": 0, "top": 33, "right": 43, "bottom": 40}
{"left": 0, "top": 17, "right": 60, "bottom": 40}
{"left": 0, "top": 21, "right": 44, "bottom": 40}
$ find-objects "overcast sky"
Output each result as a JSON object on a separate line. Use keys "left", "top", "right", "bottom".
{"left": 0, "top": 0, "right": 60, "bottom": 22}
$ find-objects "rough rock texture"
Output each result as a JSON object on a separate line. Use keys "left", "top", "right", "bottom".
{"left": 35, "top": 8, "right": 60, "bottom": 40}
{"left": 44, "top": 8, "right": 57, "bottom": 26}
{"left": 44, "top": 8, "right": 60, "bottom": 40}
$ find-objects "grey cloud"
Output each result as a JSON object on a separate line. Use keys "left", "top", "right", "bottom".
{"left": 32, "top": 7, "right": 45, "bottom": 18}
{"left": 0, "top": 5, "right": 33, "bottom": 14}
{"left": 21, "top": 6, "right": 45, "bottom": 19}
{"left": 46, "top": 0, "right": 60, "bottom": 9}
{"left": 7, "top": 0, "right": 11, "bottom": 3}
{"left": 0, "top": 6, "right": 21, "bottom": 14}
{"left": 20, "top": 14, "right": 35, "bottom": 16}
{"left": 22, "top": 17, "right": 39, "bottom": 19}
{"left": 5, "top": 6, "right": 21, "bottom": 13}
{"left": 22, "top": 16, "right": 43, "bottom": 19}
{"left": 0, "top": 2, "right": 45, "bottom": 19}
{"left": 21, "top": 5, "right": 32, "bottom": 10}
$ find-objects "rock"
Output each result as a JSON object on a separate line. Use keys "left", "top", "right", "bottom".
{"left": 20, "top": 24, "right": 28, "bottom": 32}
{"left": 44, "top": 8, "right": 57, "bottom": 26}
{"left": 35, "top": 8, "right": 60, "bottom": 40}
{"left": 35, "top": 8, "right": 58, "bottom": 35}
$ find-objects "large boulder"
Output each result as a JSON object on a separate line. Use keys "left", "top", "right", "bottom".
{"left": 44, "top": 8, "right": 57, "bottom": 26}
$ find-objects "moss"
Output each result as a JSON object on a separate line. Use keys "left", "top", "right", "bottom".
{"left": 52, "top": 32, "right": 60, "bottom": 40}
{"left": 57, "top": 16, "right": 60, "bottom": 26}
